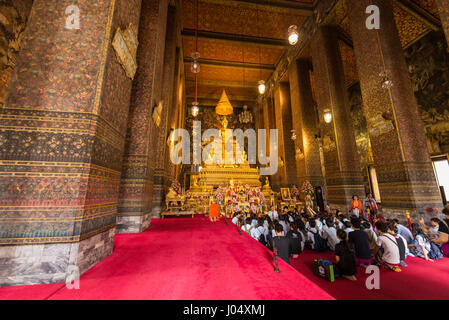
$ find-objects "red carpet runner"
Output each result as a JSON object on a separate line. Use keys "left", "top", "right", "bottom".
{"left": 0, "top": 217, "right": 332, "bottom": 300}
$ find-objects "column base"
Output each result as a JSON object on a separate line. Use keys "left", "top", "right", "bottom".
{"left": 0, "top": 228, "right": 115, "bottom": 287}
{"left": 116, "top": 213, "right": 152, "bottom": 233}
{"left": 325, "top": 171, "right": 365, "bottom": 210}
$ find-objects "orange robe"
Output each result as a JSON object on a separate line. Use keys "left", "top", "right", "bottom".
{"left": 209, "top": 203, "right": 220, "bottom": 221}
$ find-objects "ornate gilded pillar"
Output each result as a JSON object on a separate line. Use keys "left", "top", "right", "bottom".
{"left": 274, "top": 83, "right": 297, "bottom": 187}
{"left": 0, "top": 0, "right": 142, "bottom": 286}
{"left": 311, "top": 26, "right": 365, "bottom": 208}
{"left": 436, "top": 0, "right": 449, "bottom": 45}
{"left": 151, "top": 5, "right": 178, "bottom": 218}
{"left": 117, "top": 0, "right": 169, "bottom": 232}
{"left": 348, "top": 0, "right": 442, "bottom": 217}
{"left": 288, "top": 59, "right": 325, "bottom": 190}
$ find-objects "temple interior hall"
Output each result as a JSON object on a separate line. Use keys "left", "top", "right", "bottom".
{"left": 0, "top": 0, "right": 449, "bottom": 300}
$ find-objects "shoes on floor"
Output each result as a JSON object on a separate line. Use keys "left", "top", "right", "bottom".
{"left": 400, "top": 261, "right": 408, "bottom": 267}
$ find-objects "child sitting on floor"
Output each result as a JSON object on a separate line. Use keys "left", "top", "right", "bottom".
{"left": 348, "top": 218, "right": 372, "bottom": 267}
{"left": 374, "top": 221, "right": 401, "bottom": 272}
{"left": 334, "top": 229, "right": 357, "bottom": 281}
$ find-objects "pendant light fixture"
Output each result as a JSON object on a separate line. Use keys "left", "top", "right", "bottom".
{"left": 256, "top": 8, "right": 265, "bottom": 95}
{"left": 191, "top": 0, "right": 200, "bottom": 117}
{"left": 287, "top": 25, "right": 299, "bottom": 45}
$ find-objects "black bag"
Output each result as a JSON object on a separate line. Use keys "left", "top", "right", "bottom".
{"left": 313, "top": 259, "right": 335, "bottom": 282}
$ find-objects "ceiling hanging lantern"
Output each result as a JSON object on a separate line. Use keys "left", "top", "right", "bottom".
{"left": 191, "top": 52, "right": 200, "bottom": 74}
{"left": 288, "top": 25, "right": 299, "bottom": 45}
{"left": 258, "top": 80, "right": 266, "bottom": 95}
{"left": 323, "top": 109, "right": 332, "bottom": 124}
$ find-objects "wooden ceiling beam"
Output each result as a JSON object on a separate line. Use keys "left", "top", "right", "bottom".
{"left": 186, "top": 94, "right": 257, "bottom": 102}
{"left": 184, "top": 57, "right": 275, "bottom": 70}
{"left": 197, "top": 0, "right": 314, "bottom": 16}
{"left": 185, "top": 79, "right": 258, "bottom": 88}
{"left": 182, "top": 29, "right": 289, "bottom": 48}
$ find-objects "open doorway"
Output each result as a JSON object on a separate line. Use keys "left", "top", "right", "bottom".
{"left": 432, "top": 156, "right": 449, "bottom": 205}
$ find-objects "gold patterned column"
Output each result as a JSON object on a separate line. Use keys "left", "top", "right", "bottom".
{"left": 0, "top": 0, "right": 142, "bottom": 286}
{"left": 348, "top": 0, "right": 442, "bottom": 216}
{"left": 288, "top": 58, "right": 325, "bottom": 190}
{"left": 117, "top": 0, "right": 169, "bottom": 232}
{"left": 311, "top": 26, "right": 365, "bottom": 208}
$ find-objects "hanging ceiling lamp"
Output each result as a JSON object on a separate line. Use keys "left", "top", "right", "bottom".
{"left": 323, "top": 109, "right": 332, "bottom": 124}
{"left": 191, "top": 0, "right": 200, "bottom": 117}
{"left": 256, "top": 9, "right": 265, "bottom": 96}
{"left": 258, "top": 80, "right": 266, "bottom": 95}
{"left": 215, "top": 90, "right": 234, "bottom": 116}
{"left": 288, "top": 25, "right": 299, "bottom": 45}
{"left": 191, "top": 52, "right": 200, "bottom": 74}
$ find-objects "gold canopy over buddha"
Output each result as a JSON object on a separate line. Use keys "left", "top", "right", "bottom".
{"left": 215, "top": 90, "right": 233, "bottom": 116}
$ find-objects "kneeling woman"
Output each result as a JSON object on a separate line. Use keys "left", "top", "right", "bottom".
{"left": 334, "top": 229, "right": 357, "bottom": 281}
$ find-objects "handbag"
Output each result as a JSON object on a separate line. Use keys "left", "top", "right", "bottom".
{"left": 313, "top": 259, "right": 335, "bottom": 282}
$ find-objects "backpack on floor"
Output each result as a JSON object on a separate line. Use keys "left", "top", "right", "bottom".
{"left": 311, "top": 230, "right": 327, "bottom": 252}
{"left": 429, "top": 242, "right": 443, "bottom": 260}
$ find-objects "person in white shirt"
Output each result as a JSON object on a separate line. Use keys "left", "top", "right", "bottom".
{"left": 279, "top": 215, "right": 289, "bottom": 235}
{"left": 268, "top": 206, "right": 279, "bottom": 221}
{"left": 241, "top": 217, "right": 261, "bottom": 240}
{"left": 375, "top": 221, "right": 401, "bottom": 271}
{"left": 251, "top": 214, "right": 258, "bottom": 227}
{"left": 231, "top": 212, "right": 242, "bottom": 225}
{"left": 307, "top": 220, "right": 319, "bottom": 250}
{"left": 321, "top": 218, "right": 340, "bottom": 251}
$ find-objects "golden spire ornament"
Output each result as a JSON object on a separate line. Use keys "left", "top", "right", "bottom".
{"left": 215, "top": 90, "right": 234, "bottom": 116}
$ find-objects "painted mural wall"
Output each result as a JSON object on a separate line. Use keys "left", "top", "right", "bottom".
{"left": 0, "top": 0, "right": 33, "bottom": 104}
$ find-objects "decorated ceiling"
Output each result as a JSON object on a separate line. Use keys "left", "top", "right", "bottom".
{"left": 181, "top": 0, "right": 444, "bottom": 110}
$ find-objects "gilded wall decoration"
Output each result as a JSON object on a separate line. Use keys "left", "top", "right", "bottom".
{"left": 0, "top": 0, "right": 33, "bottom": 104}
{"left": 112, "top": 23, "right": 138, "bottom": 79}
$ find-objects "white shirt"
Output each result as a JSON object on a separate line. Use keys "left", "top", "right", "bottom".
{"left": 279, "top": 220, "right": 288, "bottom": 235}
{"left": 242, "top": 224, "right": 261, "bottom": 240}
{"left": 256, "top": 226, "right": 267, "bottom": 238}
{"left": 416, "top": 234, "right": 431, "bottom": 253}
{"left": 232, "top": 216, "right": 239, "bottom": 225}
{"left": 321, "top": 226, "right": 340, "bottom": 251}
{"left": 376, "top": 233, "right": 400, "bottom": 264}
{"left": 251, "top": 219, "right": 258, "bottom": 227}
{"left": 268, "top": 210, "right": 279, "bottom": 221}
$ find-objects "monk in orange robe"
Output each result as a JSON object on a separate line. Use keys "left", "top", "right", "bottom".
{"left": 209, "top": 203, "right": 220, "bottom": 222}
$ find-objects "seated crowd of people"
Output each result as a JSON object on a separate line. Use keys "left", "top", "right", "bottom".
{"left": 230, "top": 203, "right": 449, "bottom": 281}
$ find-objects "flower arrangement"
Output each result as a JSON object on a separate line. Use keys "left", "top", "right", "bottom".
{"left": 193, "top": 193, "right": 199, "bottom": 199}
{"left": 199, "top": 195, "right": 204, "bottom": 201}
{"left": 233, "top": 205, "right": 241, "bottom": 213}
{"left": 171, "top": 180, "right": 181, "bottom": 194}
{"left": 249, "top": 197, "right": 255, "bottom": 204}
{"left": 250, "top": 204, "right": 257, "bottom": 213}
{"left": 258, "top": 192, "right": 265, "bottom": 204}
{"left": 215, "top": 187, "right": 224, "bottom": 204}
{"left": 301, "top": 180, "right": 314, "bottom": 196}
{"left": 185, "top": 190, "right": 191, "bottom": 199}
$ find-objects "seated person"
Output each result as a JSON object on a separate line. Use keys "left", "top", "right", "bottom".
{"left": 343, "top": 220, "right": 354, "bottom": 234}
{"left": 251, "top": 214, "right": 258, "bottom": 227}
{"left": 334, "top": 229, "right": 357, "bottom": 281}
{"left": 410, "top": 223, "right": 434, "bottom": 261}
{"left": 273, "top": 223, "right": 292, "bottom": 265}
{"left": 286, "top": 221, "right": 302, "bottom": 258}
{"left": 392, "top": 218, "right": 414, "bottom": 244}
{"left": 256, "top": 219, "right": 268, "bottom": 246}
{"left": 268, "top": 205, "right": 279, "bottom": 221}
{"left": 374, "top": 221, "right": 401, "bottom": 272}
{"left": 279, "top": 214, "right": 289, "bottom": 235}
{"left": 306, "top": 220, "right": 327, "bottom": 251}
{"left": 231, "top": 212, "right": 243, "bottom": 225}
{"left": 348, "top": 218, "right": 372, "bottom": 267}
{"left": 388, "top": 222, "right": 408, "bottom": 267}
{"left": 321, "top": 218, "right": 340, "bottom": 251}
{"left": 241, "top": 217, "right": 261, "bottom": 240}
